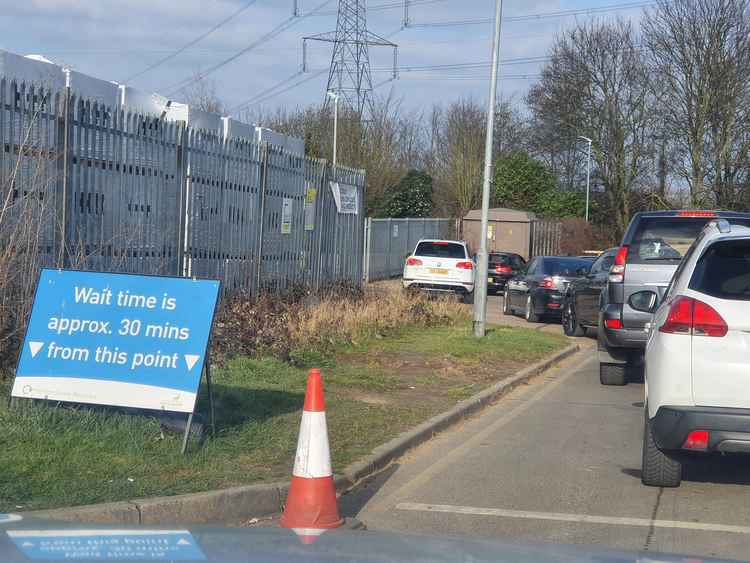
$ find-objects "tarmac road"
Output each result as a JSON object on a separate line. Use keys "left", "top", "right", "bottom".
{"left": 341, "top": 311, "right": 750, "bottom": 561}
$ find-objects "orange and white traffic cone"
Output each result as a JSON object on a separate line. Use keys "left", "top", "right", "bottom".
{"left": 280, "top": 368, "right": 343, "bottom": 544}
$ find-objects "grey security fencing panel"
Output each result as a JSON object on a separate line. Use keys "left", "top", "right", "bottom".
{"left": 0, "top": 78, "right": 366, "bottom": 294}
{"left": 363, "top": 217, "right": 455, "bottom": 282}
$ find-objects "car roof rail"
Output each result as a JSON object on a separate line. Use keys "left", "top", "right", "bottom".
{"left": 712, "top": 218, "right": 732, "bottom": 233}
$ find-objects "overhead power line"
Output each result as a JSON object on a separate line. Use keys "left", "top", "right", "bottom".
{"left": 238, "top": 69, "right": 329, "bottom": 110}
{"left": 125, "top": 0, "right": 260, "bottom": 83}
{"left": 311, "top": 0, "right": 448, "bottom": 17}
{"left": 408, "top": 1, "right": 654, "bottom": 28}
{"left": 163, "top": 0, "right": 334, "bottom": 96}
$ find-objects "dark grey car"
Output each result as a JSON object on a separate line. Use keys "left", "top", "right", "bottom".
{"left": 599, "top": 210, "right": 750, "bottom": 386}
{"left": 504, "top": 256, "right": 592, "bottom": 323}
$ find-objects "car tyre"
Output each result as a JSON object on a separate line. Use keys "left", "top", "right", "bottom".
{"left": 525, "top": 295, "right": 540, "bottom": 323}
{"left": 462, "top": 291, "right": 474, "bottom": 305}
{"left": 641, "top": 412, "right": 682, "bottom": 488}
{"left": 600, "top": 362, "right": 627, "bottom": 385}
{"left": 503, "top": 289, "right": 512, "bottom": 315}
{"left": 562, "top": 300, "right": 585, "bottom": 337}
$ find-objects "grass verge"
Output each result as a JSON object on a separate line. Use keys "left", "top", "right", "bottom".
{"left": 0, "top": 323, "right": 566, "bottom": 513}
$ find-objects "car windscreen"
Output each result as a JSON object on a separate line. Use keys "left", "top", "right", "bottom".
{"left": 541, "top": 258, "right": 591, "bottom": 276}
{"left": 627, "top": 218, "right": 750, "bottom": 264}
{"left": 689, "top": 239, "right": 750, "bottom": 300}
{"left": 414, "top": 242, "right": 466, "bottom": 259}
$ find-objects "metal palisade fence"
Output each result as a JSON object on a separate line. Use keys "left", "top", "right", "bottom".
{"left": 364, "top": 217, "right": 456, "bottom": 282}
{"left": 0, "top": 79, "right": 366, "bottom": 293}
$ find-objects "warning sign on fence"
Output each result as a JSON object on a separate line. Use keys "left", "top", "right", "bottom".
{"left": 281, "top": 197, "right": 293, "bottom": 234}
{"left": 12, "top": 269, "right": 220, "bottom": 413}
{"left": 304, "top": 184, "right": 317, "bottom": 231}
{"left": 329, "top": 181, "right": 358, "bottom": 214}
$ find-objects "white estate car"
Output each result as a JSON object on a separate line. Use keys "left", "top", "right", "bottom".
{"left": 403, "top": 239, "right": 475, "bottom": 303}
{"left": 640, "top": 219, "right": 750, "bottom": 487}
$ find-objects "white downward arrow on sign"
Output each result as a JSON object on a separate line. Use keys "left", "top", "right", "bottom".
{"left": 29, "top": 341, "right": 44, "bottom": 358}
{"left": 184, "top": 355, "right": 200, "bottom": 371}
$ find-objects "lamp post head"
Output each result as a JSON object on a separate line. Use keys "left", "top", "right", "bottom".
{"left": 577, "top": 135, "right": 592, "bottom": 144}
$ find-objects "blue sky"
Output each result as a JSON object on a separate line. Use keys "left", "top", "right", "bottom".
{"left": 0, "top": 0, "right": 646, "bottom": 115}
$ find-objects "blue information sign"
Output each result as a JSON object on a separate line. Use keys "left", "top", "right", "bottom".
{"left": 12, "top": 269, "right": 220, "bottom": 413}
{"left": 7, "top": 529, "right": 206, "bottom": 560}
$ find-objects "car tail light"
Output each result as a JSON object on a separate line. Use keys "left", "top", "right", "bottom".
{"left": 683, "top": 430, "right": 709, "bottom": 451}
{"left": 539, "top": 276, "right": 555, "bottom": 289}
{"left": 609, "top": 245, "right": 629, "bottom": 283}
{"left": 456, "top": 261, "right": 473, "bottom": 270}
{"left": 658, "top": 296, "right": 727, "bottom": 337}
{"left": 495, "top": 265, "right": 512, "bottom": 273}
{"left": 433, "top": 241, "right": 449, "bottom": 245}
{"left": 693, "top": 299, "right": 728, "bottom": 337}
{"left": 604, "top": 318, "right": 623, "bottom": 329}
{"left": 406, "top": 257, "right": 422, "bottom": 266}
{"left": 678, "top": 211, "right": 716, "bottom": 217}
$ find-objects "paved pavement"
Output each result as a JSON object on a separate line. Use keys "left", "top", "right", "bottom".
{"left": 340, "top": 335, "right": 750, "bottom": 560}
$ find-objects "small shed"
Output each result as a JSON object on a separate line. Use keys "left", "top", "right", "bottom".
{"left": 463, "top": 207, "right": 537, "bottom": 260}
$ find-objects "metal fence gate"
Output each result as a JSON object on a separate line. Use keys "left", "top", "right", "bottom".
{"left": 363, "top": 217, "right": 455, "bottom": 282}
{"left": 0, "top": 79, "right": 366, "bottom": 293}
{"left": 530, "top": 219, "right": 562, "bottom": 257}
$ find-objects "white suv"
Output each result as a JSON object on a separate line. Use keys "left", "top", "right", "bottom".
{"left": 403, "top": 239, "right": 475, "bottom": 303}
{"left": 641, "top": 219, "right": 750, "bottom": 487}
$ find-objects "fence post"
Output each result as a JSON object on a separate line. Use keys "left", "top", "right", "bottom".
{"left": 253, "top": 142, "right": 269, "bottom": 296}
{"left": 56, "top": 85, "right": 72, "bottom": 269}
{"left": 362, "top": 216, "right": 371, "bottom": 284}
{"left": 175, "top": 123, "right": 188, "bottom": 277}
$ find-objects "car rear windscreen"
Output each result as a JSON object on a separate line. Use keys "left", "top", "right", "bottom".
{"left": 689, "top": 239, "right": 750, "bottom": 300}
{"left": 489, "top": 254, "right": 524, "bottom": 267}
{"left": 541, "top": 258, "right": 591, "bottom": 276}
{"left": 414, "top": 242, "right": 466, "bottom": 259}
{"left": 629, "top": 218, "right": 716, "bottom": 264}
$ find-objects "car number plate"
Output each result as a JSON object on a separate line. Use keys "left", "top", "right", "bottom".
{"left": 429, "top": 268, "right": 449, "bottom": 275}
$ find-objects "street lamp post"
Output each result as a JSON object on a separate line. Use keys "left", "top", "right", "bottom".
{"left": 578, "top": 135, "right": 592, "bottom": 223}
{"left": 472, "top": 0, "right": 504, "bottom": 338}
{"left": 327, "top": 91, "right": 339, "bottom": 175}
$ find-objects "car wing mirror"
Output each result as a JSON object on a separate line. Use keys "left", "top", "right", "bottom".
{"left": 629, "top": 290, "right": 659, "bottom": 313}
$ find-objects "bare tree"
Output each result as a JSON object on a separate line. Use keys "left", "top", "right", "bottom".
{"left": 180, "top": 73, "right": 225, "bottom": 114}
{"left": 247, "top": 93, "right": 426, "bottom": 214}
{"left": 427, "top": 98, "right": 486, "bottom": 219}
{"left": 527, "top": 20, "right": 653, "bottom": 235}
{"left": 643, "top": 0, "right": 750, "bottom": 207}
{"left": 493, "top": 98, "right": 528, "bottom": 158}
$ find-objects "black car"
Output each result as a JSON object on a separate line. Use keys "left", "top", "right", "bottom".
{"left": 503, "top": 256, "right": 593, "bottom": 322}
{"left": 561, "top": 248, "right": 618, "bottom": 336}
{"left": 487, "top": 252, "right": 526, "bottom": 294}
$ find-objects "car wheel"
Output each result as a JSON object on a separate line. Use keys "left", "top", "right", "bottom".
{"left": 641, "top": 412, "right": 682, "bottom": 488}
{"left": 503, "top": 289, "right": 512, "bottom": 315}
{"left": 462, "top": 291, "right": 474, "bottom": 305}
{"left": 562, "top": 300, "right": 585, "bottom": 337}
{"left": 600, "top": 362, "right": 627, "bottom": 385}
{"left": 525, "top": 295, "right": 540, "bottom": 323}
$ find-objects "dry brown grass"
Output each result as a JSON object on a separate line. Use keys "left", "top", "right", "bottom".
{"left": 291, "top": 284, "right": 469, "bottom": 347}
{"left": 212, "top": 283, "right": 469, "bottom": 363}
